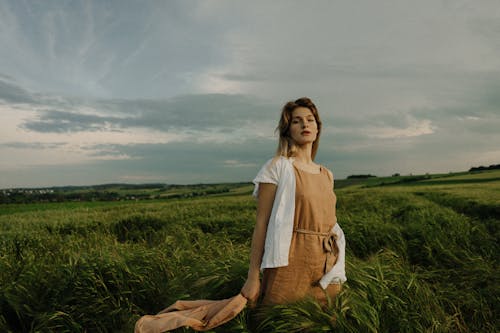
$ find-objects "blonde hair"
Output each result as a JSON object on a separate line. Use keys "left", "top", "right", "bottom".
{"left": 272, "top": 97, "right": 322, "bottom": 163}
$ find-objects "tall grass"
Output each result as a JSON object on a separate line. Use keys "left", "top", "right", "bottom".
{"left": 0, "top": 178, "right": 498, "bottom": 332}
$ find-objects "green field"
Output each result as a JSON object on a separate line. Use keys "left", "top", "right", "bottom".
{"left": 0, "top": 170, "right": 498, "bottom": 332}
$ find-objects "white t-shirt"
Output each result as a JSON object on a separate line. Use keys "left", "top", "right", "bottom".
{"left": 252, "top": 155, "right": 347, "bottom": 288}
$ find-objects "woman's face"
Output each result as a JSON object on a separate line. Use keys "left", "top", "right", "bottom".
{"left": 289, "top": 107, "right": 318, "bottom": 145}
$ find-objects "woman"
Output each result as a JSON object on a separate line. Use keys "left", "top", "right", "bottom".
{"left": 135, "top": 97, "right": 345, "bottom": 333}
{"left": 240, "top": 97, "right": 347, "bottom": 308}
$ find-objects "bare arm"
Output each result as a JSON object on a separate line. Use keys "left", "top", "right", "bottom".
{"left": 247, "top": 182, "right": 277, "bottom": 279}
{"left": 241, "top": 182, "right": 277, "bottom": 304}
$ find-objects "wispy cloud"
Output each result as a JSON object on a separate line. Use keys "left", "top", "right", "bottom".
{"left": 15, "top": 93, "right": 277, "bottom": 136}
{"left": 0, "top": 141, "right": 66, "bottom": 149}
{"left": 223, "top": 159, "right": 258, "bottom": 168}
{"left": 364, "top": 119, "right": 436, "bottom": 139}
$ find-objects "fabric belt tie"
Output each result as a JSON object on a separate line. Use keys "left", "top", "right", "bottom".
{"left": 293, "top": 228, "right": 339, "bottom": 274}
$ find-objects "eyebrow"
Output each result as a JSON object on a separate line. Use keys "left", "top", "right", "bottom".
{"left": 292, "top": 115, "right": 315, "bottom": 119}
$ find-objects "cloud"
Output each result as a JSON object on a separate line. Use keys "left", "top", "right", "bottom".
{"left": 0, "top": 76, "right": 37, "bottom": 104}
{"left": 223, "top": 159, "right": 259, "bottom": 168}
{"left": 20, "top": 110, "right": 130, "bottom": 133}
{"left": 18, "top": 93, "right": 278, "bottom": 134}
{"left": 0, "top": 136, "right": 277, "bottom": 188}
{"left": 0, "top": 141, "right": 66, "bottom": 149}
{"left": 363, "top": 119, "right": 436, "bottom": 139}
{"left": 0, "top": 75, "right": 280, "bottom": 137}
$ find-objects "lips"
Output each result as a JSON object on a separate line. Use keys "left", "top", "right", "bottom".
{"left": 301, "top": 131, "right": 311, "bottom": 135}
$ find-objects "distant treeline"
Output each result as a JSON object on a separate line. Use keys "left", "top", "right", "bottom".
{"left": 374, "top": 175, "right": 432, "bottom": 187}
{"left": 0, "top": 184, "right": 234, "bottom": 204}
{"left": 1, "top": 191, "right": 138, "bottom": 204}
{"left": 469, "top": 164, "right": 500, "bottom": 172}
{"left": 347, "top": 174, "right": 377, "bottom": 179}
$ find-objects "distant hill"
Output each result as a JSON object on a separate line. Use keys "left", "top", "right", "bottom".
{"left": 2, "top": 166, "right": 499, "bottom": 203}
{"left": 334, "top": 168, "right": 500, "bottom": 189}
{"left": 0, "top": 182, "right": 249, "bottom": 204}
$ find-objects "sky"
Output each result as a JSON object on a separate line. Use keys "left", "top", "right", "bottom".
{"left": 0, "top": 0, "right": 499, "bottom": 189}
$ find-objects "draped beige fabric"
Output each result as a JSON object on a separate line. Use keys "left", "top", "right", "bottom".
{"left": 134, "top": 293, "right": 247, "bottom": 333}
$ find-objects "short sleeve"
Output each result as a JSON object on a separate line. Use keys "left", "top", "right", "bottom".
{"left": 252, "top": 158, "right": 280, "bottom": 198}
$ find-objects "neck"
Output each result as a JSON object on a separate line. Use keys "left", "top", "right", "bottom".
{"left": 292, "top": 144, "right": 313, "bottom": 164}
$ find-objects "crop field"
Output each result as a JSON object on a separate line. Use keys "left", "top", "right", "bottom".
{"left": 0, "top": 170, "right": 498, "bottom": 332}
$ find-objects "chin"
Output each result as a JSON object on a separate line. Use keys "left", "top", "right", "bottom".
{"left": 297, "top": 140, "right": 315, "bottom": 145}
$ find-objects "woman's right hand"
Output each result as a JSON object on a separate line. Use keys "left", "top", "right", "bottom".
{"left": 241, "top": 277, "right": 261, "bottom": 308}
